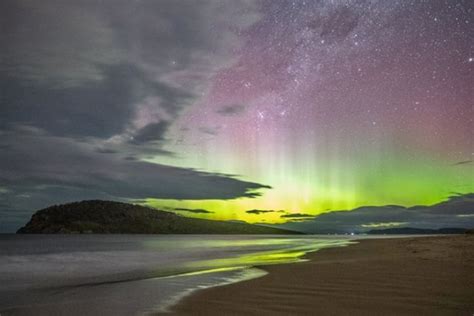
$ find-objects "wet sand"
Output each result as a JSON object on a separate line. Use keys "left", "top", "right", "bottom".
{"left": 170, "top": 235, "right": 474, "bottom": 315}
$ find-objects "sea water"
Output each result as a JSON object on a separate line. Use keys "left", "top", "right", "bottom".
{"left": 0, "top": 234, "right": 354, "bottom": 315}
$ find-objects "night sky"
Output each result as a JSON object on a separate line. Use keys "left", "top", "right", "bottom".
{"left": 1, "top": 0, "right": 473, "bottom": 232}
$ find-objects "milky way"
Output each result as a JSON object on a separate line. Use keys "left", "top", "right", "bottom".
{"left": 0, "top": 0, "right": 473, "bottom": 231}
{"left": 150, "top": 0, "right": 473, "bottom": 222}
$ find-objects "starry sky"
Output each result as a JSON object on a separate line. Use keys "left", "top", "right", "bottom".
{"left": 1, "top": 0, "right": 473, "bottom": 232}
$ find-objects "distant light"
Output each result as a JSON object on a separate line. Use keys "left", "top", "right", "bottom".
{"left": 469, "top": 57, "right": 473, "bottom": 63}
{"left": 350, "top": 232, "right": 355, "bottom": 236}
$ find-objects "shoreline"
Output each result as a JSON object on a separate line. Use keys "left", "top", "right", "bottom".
{"left": 168, "top": 235, "right": 474, "bottom": 315}
{"left": 156, "top": 267, "right": 269, "bottom": 314}
{"left": 156, "top": 237, "right": 356, "bottom": 313}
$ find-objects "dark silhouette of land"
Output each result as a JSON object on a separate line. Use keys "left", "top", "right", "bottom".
{"left": 366, "top": 227, "right": 469, "bottom": 235}
{"left": 17, "top": 200, "right": 301, "bottom": 234}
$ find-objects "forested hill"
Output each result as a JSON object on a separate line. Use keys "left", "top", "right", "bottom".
{"left": 17, "top": 200, "right": 301, "bottom": 234}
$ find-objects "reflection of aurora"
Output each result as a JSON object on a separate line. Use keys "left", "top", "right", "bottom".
{"left": 136, "top": 237, "right": 355, "bottom": 279}
{"left": 0, "top": 235, "right": 354, "bottom": 314}
{"left": 184, "top": 239, "right": 353, "bottom": 274}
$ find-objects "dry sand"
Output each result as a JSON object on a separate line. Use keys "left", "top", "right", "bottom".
{"left": 169, "top": 235, "right": 474, "bottom": 315}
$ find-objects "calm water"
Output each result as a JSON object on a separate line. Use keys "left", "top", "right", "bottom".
{"left": 0, "top": 234, "right": 355, "bottom": 315}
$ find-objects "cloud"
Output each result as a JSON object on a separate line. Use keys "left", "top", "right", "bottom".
{"left": 452, "top": 160, "right": 473, "bottom": 166}
{"left": 198, "top": 127, "right": 220, "bottom": 136}
{"left": 0, "top": 133, "right": 270, "bottom": 232}
{"left": 246, "top": 209, "right": 278, "bottom": 215}
{"left": 95, "top": 148, "right": 119, "bottom": 154}
{"left": 0, "top": 133, "right": 271, "bottom": 201}
{"left": 360, "top": 222, "right": 408, "bottom": 228}
{"left": 270, "top": 193, "right": 474, "bottom": 233}
{"left": 173, "top": 208, "right": 214, "bottom": 214}
{"left": 131, "top": 121, "right": 171, "bottom": 144}
{"left": 0, "top": 0, "right": 260, "bottom": 154}
{"left": 0, "top": 1, "right": 264, "bottom": 232}
{"left": 280, "top": 213, "right": 316, "bottom": 223}
{"left": 1, "top": 0, "right": 259, "bottom": 88}
{"left": 216, "top": 104, "right": 246, "bottom": 116}
{"left": 280, "top": 213, "right": 314, "bottom": 218}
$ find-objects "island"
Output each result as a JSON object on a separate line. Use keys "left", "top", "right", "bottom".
{"left": 17, "top": 200, "right": 301, "bottom": 234}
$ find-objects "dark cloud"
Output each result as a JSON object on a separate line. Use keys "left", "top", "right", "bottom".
{"left": 270, "top": 194, "right": 474, "bottom": 233}
{"left": 452, "top": 160, "right": 473, "bottom": 166}
{"left": 0, "top": 0, "right": 263, "bottom": 232}
{"left": 0, "top": 134, "right": 271, "bottom": 200}
{"left": 0, "top": 64, "right": 135, "bottom": 139}
{"left": 0, "top": 0, "right": 259, "bottom": 155}
{"left": 131, "top": 121, "right": 171, "bottom": 144}
{"left": 285, "top": 218, "right": 316, "bottom": 223}
{"left": 280, "top": 213, "right": 314, "bottom": 218}
{"left": 0, "top": 133, "right": 270, "bottom": 232}
{"left": 1, "top": 0, "right": 258, "bottom": 86}
{"left": 216, "top": 104, "right": 246, "bottom": 116}
{"left": 95, "top": 148, "right": 119, "bottom": 154}
{"left": 174, "top": 208, "right": 213, "bottom": 214}
{"left": 198, "top": 127, "right": 219, "bottom": 136}
{"left": 1, "top": 62, "right": 197, "bottom": 150}
{"left": 246, "top": 209, "right": 278, "bottom": 215}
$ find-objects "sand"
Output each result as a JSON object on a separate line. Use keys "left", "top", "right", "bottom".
{"left": 169, "top": 235, "right": 474, "bottom": 315}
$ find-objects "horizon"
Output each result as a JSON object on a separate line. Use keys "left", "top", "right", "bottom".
{"left": 1, "top": 0, "right": 473, "bottom": 233}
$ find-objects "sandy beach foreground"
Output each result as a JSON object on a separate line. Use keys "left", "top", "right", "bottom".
{"left": 170, "top": 235, "right": 474, "bottom": 316}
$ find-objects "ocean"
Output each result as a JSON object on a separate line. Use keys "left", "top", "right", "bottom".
{"left": 0, "top": 234, "right": 354, "bottom": 315}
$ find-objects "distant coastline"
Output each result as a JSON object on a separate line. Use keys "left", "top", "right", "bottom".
{"left": 366, "top": 227, "right": 471, "bottom": 234}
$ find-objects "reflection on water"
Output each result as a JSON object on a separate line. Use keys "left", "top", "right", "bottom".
{"left": 185, "top": 239, "right": 352, "bottom": 274}
{"left": 0, "top": 235, "right": 354, "bottom": 315}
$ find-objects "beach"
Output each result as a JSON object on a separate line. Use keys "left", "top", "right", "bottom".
{"left": 170, "top": 235, "right": 474, "bottom": 315}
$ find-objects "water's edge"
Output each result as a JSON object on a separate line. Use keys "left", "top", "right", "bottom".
{"left": 157, "top": 240, "right": 356, "bottom": 315}
{"left": 155, "top": 267, "right": 268, "bottom": 314}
